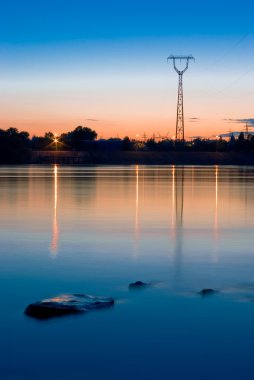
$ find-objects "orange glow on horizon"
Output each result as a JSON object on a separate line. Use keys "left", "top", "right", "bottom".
{"left": 0, "top": 112, "right": 247, "bottom": 140}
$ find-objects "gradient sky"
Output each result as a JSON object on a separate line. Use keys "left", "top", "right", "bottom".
{"left": 0, "top": 0, "right": 254, "bottom": 138}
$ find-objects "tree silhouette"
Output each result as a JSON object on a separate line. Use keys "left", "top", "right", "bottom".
{"left": 61, "top": 126, "right": 97, "bottom": 150}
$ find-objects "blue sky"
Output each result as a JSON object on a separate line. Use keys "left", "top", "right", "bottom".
{"left": 0, "top": 0, "right": 253, "bottom": 138}
{"left": 0, "top": 0, "right": 252, "bottom": 43}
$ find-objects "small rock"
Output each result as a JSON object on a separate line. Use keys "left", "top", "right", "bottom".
{"left": 25, "top": 294, "right": 114, "bottom": 319}
{"left": 199, "top": 288, "right": 218, "bottom": 296}
{"left": 128, "top": 281, "right": 148, "bottom": 289}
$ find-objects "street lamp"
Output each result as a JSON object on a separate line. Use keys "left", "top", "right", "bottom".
{"left": 54, "top": 133, "right": 58, "bottom": 151}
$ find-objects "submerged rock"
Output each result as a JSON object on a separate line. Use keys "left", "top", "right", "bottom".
{"left": 199, "top": 288, "right": 218, "bottom": 297}
{"left": 128, "top": 281, "right": 149, "bottom": 289}
{"left": 25, "top": 294, "right": 114, "bottom": 319}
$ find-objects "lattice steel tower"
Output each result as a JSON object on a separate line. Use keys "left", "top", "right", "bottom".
{"left": 167, "top": 55, "right": 194, "bottom": 142}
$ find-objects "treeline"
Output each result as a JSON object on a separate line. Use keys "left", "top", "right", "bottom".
{"left": 1, "top": 125, "right": 254, "bottom": 164}
{"left": 0, "top": 126, "right": 98, "bottom": 163}
{"left": 0, "top": 128, "right": 31, "bottom": 164}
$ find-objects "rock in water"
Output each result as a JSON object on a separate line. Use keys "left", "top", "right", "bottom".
{"left": 199, "top": 289, "right": 218, "bottom": 296}
{"left": 128, "top": 281, "right": 148, "bottom": 289}
{"left": 25, "top": 294, "right": 114, "bottom": 319}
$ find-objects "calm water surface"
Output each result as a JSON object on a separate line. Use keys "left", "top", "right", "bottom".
{"left": 1, "top": 165, "right": 254, "bottom": 379}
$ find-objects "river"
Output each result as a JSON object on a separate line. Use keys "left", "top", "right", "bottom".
{"left": 0, "top": 165, "right": 254, "bottom": 379}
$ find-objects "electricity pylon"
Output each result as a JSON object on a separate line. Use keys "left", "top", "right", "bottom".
{"left": 244, "top": 122, "right": 249, "bottom": 139}
{"left": 167, "top": 55, "right": 194, "bottom": 142}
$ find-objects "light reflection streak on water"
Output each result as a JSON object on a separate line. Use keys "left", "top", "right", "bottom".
{"left": 50, "top": 165, "right": 59, "bottom": 258}
{"left": 213, "top": 165, "right": 219, "bottom": 262}
{"left": 191, "top": 166, "right": 194, "bottom": 200}
{"left": 136, "top": 165, "right": 139, "bottom": 223}
{"left": 172, "top": 165, "right": 175, "bottom": 227}
{"left": 173, "top": 167, "right": 184, "bottom": 282}
{"left": 133, "top": 165, "right": 140, "bottom": 259}
{"left": 215, "top": 165, "right": 218, "bottom": 213}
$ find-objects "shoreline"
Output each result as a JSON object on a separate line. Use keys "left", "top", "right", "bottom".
{"left": 29, "top": 151, "right": 254, "bottom": 165}
{"left": 2, "top": 151, "right": 254, "bottom": 166}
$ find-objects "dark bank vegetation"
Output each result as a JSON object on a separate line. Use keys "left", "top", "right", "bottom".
{"left": 1, "top": 125, "right": 254, "bottom": 164}
{"left": 0, "top": 128, "right": 31, "bottom": 164}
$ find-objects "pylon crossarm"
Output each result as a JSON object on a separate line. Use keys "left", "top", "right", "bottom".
{"left": 167, "top": 55, "right": 194, "bottom": 75}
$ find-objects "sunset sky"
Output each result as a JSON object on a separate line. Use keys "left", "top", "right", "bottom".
{"left": 0, "top": 0, "right": 254, "bottom": 139}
